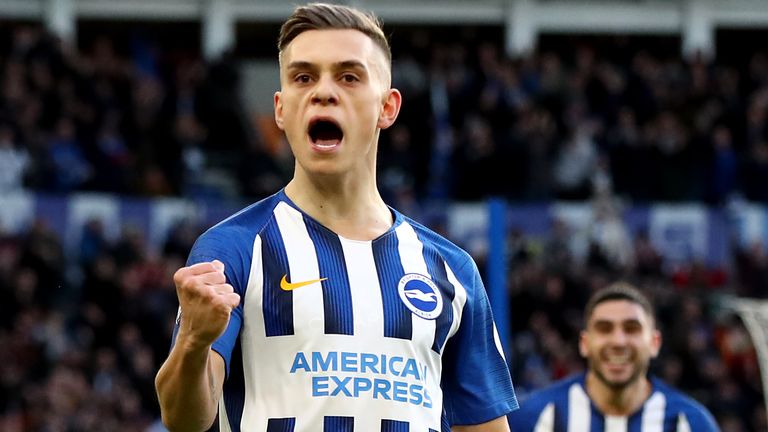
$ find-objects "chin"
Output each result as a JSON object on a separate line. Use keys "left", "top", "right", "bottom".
{"left": 595, "top": 366, "right": 641, "bottom": 390}
{"left": 303, "top": 161, "right": 346, "bottom": 177}
{"left": 604, "top": 376, "right": 635, "bottom": 389}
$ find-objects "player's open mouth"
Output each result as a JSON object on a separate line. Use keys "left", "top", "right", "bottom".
{"left": 604, "top": 352, "right": 631, "bottom": 365}
{"left": 308, "top": 119, "right": 343, "bottom": 149}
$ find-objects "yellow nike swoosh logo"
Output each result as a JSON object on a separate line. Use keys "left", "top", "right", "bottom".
{"left": 280, "top": 275, "right": 327, "bottom": 291}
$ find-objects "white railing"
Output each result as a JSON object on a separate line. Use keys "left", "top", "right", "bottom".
{"left": 2, "top": 1, "right": 768, "bottom": 62}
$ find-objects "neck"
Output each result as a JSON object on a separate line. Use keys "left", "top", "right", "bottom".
{"left": 584, "top": 372, "right": 652, "bottom": 416}
{"left": 284, "top": 175, "right": 393, "bottom": 241}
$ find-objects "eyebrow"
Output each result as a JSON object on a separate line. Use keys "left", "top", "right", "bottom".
{"left": 336, "top": 60, "right": 367, "bottom": 71}
{"left": 285, "top": 60, "right": 368, "bottom": 73}
{"left": 591, "top": 318, "right": 644, "bottom": 327}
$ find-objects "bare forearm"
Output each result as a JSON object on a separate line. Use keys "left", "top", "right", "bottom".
{"left": 155, "top": 340, "right": 223, "bottom": 431}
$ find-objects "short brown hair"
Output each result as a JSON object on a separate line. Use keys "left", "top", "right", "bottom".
{"left": 278, "top": 3, "right": 391, "bottom": 66}
{"left": 584, "top": 282, "right": 655, "bottom": 327}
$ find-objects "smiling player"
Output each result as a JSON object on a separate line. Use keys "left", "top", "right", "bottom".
{"left": 508, "top": 282, "right": 719, "bottom": 432}
{"left": 154, "top": 3, "right": 517, "bottom": 431}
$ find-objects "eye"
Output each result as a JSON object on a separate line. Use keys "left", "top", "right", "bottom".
{"left": 624, "top": 322, "right": 642, "bottom": 334}
{"left": 593, "top": 322, "right": 612, "bottom": 334}
{"left": 341, "top": 73, "right": 359, "bottom": 83}
{"left": 294, "top": 74, "right": 312, "bottom": 84}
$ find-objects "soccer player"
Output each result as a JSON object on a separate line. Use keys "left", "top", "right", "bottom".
{"left": 154, "top": 3, "right": 518, "bottom": 431}
{"left": 507, "top": 282, "right": 719, "bottom": 431}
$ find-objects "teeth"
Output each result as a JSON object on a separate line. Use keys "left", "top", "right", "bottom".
{"left": 605, "top": 353, "right": 630, "bottom": 364}
{"left": 314, "top": 140, "right": 339, "bottom": 148}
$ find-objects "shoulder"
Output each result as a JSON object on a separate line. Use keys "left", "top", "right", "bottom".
{"left": 397, "top": 213, "right": 476, "bottom": 275}
{"left": 651, "top": 378, "right": 719, "bottom": 430}
{"left": 510, "top": 375, "right": 583, "bottom": 419}
{"left": 190, "top": 192, "right": 283, "bottom": 260}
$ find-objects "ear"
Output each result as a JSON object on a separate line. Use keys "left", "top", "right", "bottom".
{"left": 578, "top": 330, "right": 589, "bottom": 358}
{"left": 377, "top": 88, "right": 402, "bottom": 130}
{"left": 274, "top": 91, "right": 284, "bottom": 130}
{"left": 649, "top": 329, "right": 662, "bottom": 358}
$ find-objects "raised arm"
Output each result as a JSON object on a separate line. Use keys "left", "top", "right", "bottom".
{"left": 155, "top": 260, "right": 240, "bottom": 431}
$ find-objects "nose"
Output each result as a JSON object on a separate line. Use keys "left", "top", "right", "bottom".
{"left": 608, "top": 329, "right": 629, "bottom": 345}
{"left": 311, "top": 76, "right": 338, "bottom": 106}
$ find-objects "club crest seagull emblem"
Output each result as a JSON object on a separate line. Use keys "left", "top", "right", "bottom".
{"left": 404, "top": 290, "right": 438, "bottom": 302}
{"left": 397, "top": 273, "right": 443, "bottom": 320}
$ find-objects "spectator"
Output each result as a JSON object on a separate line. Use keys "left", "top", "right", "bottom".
{"left": 0, "top": 125, "right": 29, "bottom": 192}
{"left": 553, "top": 124, "right": 598, "bottom": 200}
{"left": 707, "top": 125, "right": 739, "bottom": 204}
{"left": 45, "top": 117, "right": 91, "bottom": 191}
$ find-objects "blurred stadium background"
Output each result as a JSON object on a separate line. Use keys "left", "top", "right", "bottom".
{"left": 2, "top": 0, "right": 768, "bottom": 430}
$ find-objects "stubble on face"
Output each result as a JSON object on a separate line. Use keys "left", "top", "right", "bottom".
{"left": 587, "top": 351, "right": 648, "bottom": 390}
{"left": 581, "top": 300, "right": 660, "bottom": 391}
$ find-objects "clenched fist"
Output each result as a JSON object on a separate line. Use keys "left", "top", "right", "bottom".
{"left": 173, "top": 260, "right": 241, "bottom": 350}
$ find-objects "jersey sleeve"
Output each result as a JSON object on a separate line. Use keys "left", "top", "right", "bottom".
{"left": 681, "top": 399, "right": 721, "bottom": 432}
{"left": 170, "top": 226, "right": 251, "bottom": 377}
{"left": 441, "top": 259, "right": 518, "bottom": 425}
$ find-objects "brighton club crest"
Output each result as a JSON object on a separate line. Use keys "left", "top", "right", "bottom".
{"left": 397, "top": 273, "right": 443, "bottom": 320}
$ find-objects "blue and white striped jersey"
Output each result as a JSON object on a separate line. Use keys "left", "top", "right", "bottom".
{"left": 175, "top": 190, "right": 518, "bottom": 431}
{"left": 507, "top": 374, "right": 719, "bottom": 432}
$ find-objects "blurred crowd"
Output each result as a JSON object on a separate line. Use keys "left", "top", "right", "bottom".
{"left": 0, "top": 217, "right": 191, "bottom": 431}
{"left": 0, "top": 25, "right": 271, "bottom": 199}
{"left": 501, "top": 217, "right": 766, "bottom": 432}
{"left": 1, "top": 25, "right": 768, "bottom": 204}
{"left": 0, "top": 23, "right": 767, "bottom": 431}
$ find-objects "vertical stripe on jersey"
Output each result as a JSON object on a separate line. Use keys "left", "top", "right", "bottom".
{"left": 533, "top": 403, "right": 555, "bottom": 432}
{"left": 443, "top": 264, "right": 468, "bottom": 347}
{"left": 637, "top": 392, "right": 665, "bottom": 432}
{"left": 261, "top": 218, "right": 293, "bottom": 337}
{"left": 381, "top": 419, "right": 409, "bottom": 432}
{"left": 372, "top": 232, "right": 411, "bottom": 339}
{"left": 676, "top": 413, "right": 692, "bottom": 432}
{"left": 266, "top": 417, "right": 296, "bottom": 432}
{"left": 241, "top": 235, "right": 265, "bottom": 430}
{"left": 304, "top": 217, "right": 354, "bottom": 335}
{"left": 421, "top": 245, "right": 455, "bottom": 353}
{"left": 324, "top": 416, "right": 354, "bottom": 431}
{"left": 221, "top": 341, "right": 245, "bottom": 431}
{"left": 218, "top": 397, "right": 232, "bottom": 432}
{"left": 605, "top": 415, "right": 627, "bottom": 432}
{"left": 273, "top": 202, "right": 325, "bottom": 338}
{"left": 439, "top": 412, "right": 451, "bottom": 432}
{"left": 492, "top": 324, "right": 507, "bottom": 362}
{"left": 341, "top": 239, "right": 385, "bottom": 338}
{"left": 568, "top": 383, "right": 591, "bottom": 431}
{"left": 395, "top": 222, "right": 437, "bottom": 351}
